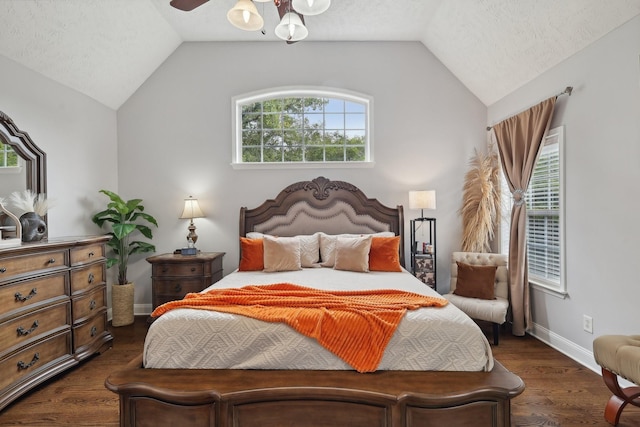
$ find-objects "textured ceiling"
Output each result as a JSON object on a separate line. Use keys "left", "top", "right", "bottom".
{"left": 1, "top": 0, "right": 639, "bottom": 110}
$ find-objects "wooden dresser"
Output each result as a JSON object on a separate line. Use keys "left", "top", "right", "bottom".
{"left": 147, "top": 252, "right": 225, "bottom": 311}
{"left": 0, "top": 236, "right": 113, "bottom": 411}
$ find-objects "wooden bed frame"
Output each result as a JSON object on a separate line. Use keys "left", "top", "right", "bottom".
{"left": 105, "top": 176, "right": 525, "bottom": 427}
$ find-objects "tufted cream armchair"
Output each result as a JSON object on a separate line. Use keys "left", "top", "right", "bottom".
{"left": 443, "top": 252, "right": 509, "bottom": 345}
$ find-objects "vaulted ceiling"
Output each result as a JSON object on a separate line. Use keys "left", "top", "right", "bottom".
{"left": 1, "top": 0, "right": 639, "bottom": 110}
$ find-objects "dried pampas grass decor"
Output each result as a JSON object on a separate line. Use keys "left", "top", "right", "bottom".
{"left": 9, "top": 190, "right": 51, "bottom": 216}
{"left": 460, "top": 144, "right": 501, "bottom": 253}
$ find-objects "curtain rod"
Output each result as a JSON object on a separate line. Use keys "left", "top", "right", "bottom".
{"left": 486, "top": 86, "right": 573, "bottom": 131}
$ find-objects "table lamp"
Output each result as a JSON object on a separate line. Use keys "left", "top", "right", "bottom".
{"left": 179, "top": 196, "right": 205, "bottom": 245}
{"left": 408, "top": 190, "right": 436, "bottom": 219}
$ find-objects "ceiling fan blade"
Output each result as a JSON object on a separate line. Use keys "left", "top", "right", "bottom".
{"left": 276, "top": 0, "right": 305, "bottom": 44}
{"left": 169, "top": 0, "right": 209, "bottom": 11}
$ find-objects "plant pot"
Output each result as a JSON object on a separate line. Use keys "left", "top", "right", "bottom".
{"left": 111, "top": 282, "right": 135, "bottom": 327}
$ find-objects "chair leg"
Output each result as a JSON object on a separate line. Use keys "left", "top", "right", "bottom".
{"left": 492, "top": 323, "right": 499, "bottom": 345}
{"left": 601, "top": 367, "right": 640, "bottom": 425}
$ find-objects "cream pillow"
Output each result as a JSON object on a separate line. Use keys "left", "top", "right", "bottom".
{"left": 320, "top": 232, "right": 393, "bottom": 267}
{"left": 247, "top": 232, "right": 319, "bottom": 267}
{"left": 333, "top": 235, "right": 373, "bottom": 272}
{"left": 263, "top": 235, "right": 302, "bottom": 272}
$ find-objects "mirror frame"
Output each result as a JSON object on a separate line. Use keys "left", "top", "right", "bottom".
{"left": 0, "top": 110, "right": 47, "bottom": 226}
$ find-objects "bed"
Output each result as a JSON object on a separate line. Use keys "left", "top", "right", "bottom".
{"left": 105, "top": 176, "right": 524, "bottom": 427}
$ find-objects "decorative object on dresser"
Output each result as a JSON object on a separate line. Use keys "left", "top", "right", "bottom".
{"left": 0, "top": 199, "right": 21, "bottom": 247}
{"left": 8, "top": 190, "right": 51, "bottom": 242}
{"left": 179, "top": 196, "right": 205, "bottom": 249}
{"left": 91, "top": 190, "right": 158, "bottom": 327}
{"left": 408, "top": 190, "right": 437, "bottom": 289}
{"left": 146, "top": 252, "right": 225, "bottom": 312}
{"left": 0, "top": 236, "right": 113, "bottom": 411}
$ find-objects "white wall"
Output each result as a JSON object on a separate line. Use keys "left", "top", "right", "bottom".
{"left": 488, "top": 16, "right": 640, "bottom": 369}
{"left": 117, "top": 41, "right": 487, "bottom": 312}
{"left": 0, "top": 55, "right": 118, "bottom": 237}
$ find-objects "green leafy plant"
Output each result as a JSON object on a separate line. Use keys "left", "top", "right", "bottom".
{"left": 92, "top": 190, "right": 158, "bottom": 285}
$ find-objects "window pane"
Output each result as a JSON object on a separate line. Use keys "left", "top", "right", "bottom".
{"left": 235, "top": 89, "right": 371, "bottom": 164}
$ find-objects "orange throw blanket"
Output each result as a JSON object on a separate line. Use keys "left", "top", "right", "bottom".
{"left": 151, "top": 283, "right": 448, "bottom": 373}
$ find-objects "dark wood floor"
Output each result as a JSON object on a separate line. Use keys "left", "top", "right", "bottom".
{"left": 1, "top": 318, "right": 639, "bottom": 426}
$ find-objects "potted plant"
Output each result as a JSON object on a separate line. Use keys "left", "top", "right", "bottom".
{"left": 92, "top": 190, "right": 158, "bottom": 326}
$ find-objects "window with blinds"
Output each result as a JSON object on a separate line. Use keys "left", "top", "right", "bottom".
{"left": 525, "top": 126, "right": 565, "bottom": 291}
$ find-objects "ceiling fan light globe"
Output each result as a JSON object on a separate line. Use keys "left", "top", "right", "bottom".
{"left": 227, "top": 0, "right": 264, "bottom": 31}
{"left": 292, "top": 0, "right": 330, "bottom": 16}
{"left": 275, "top": 12, "right": 308, "bottom": 41}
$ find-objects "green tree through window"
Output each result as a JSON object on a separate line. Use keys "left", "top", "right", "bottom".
{"left": 233, "top": 88, "right": 371, "bottom": 165}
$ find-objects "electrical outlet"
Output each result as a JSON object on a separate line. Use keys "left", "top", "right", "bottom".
{"left": 583, "top": 315, "right": 593, "bottom": 334}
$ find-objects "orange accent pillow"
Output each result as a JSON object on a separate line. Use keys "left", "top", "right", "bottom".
{"left": 453, "top": 261, "right": 497, "bottom": 300}
{"left": 238, "top": 237, "right": 264, "bottom": 271}
{"left": 369, "top": 236, "right": 402, "bottom": 272}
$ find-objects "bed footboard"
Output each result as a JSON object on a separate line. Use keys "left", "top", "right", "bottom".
{"left": 105, "top": 355, "right": 524, "bottom": 427}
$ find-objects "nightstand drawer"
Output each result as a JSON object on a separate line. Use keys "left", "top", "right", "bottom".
{"left": 0, "top": 301, "right": 71, "bottom": 352}
{"left": 0, "top": 272, "right": 68, "bottom": 319}
{"left": 153, "top": 279, "right": 204, "bottom": 299}
{"left": 72, "top": 286, "right": 106, "bottom": 324}
{"left": 0, "top": 250, "right": 68, "bottom": 283}
{"left": 153, "top": 263, "right": 204, "bottom": 277}
{"left": 70, "top": 263, "right": 105, "bottom": 295}
{"left": 70, "top": 244, "right": 105, "bottom": 266}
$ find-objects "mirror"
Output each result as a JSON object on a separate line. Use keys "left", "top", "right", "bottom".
{"left": 0, "top": 110, "right": 47, "bottom": 234}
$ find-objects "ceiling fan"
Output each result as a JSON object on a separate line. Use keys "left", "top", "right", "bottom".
{"left": 169, "top": 0, "right": 330, "bottom": 43}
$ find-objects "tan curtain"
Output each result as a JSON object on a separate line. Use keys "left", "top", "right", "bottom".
{"left": 492, "top": 97, "right": 556, "bottom": 336}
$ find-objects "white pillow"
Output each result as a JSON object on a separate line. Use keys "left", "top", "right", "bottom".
{"left": 247, "top": 232, "right": 320, "bottom": 267}
{"left": 319, "top": 232, "right": 394, "bottom": 267}
{"left": 333, "top": 235, "right": 372, "bottom": 272}
{"left": 262, "top": 235, "right": 302, "bottom": 272}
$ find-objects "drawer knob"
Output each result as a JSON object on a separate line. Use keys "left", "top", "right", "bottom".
{"left": 174, "top": 283, "right": 182, "bottom": 293}
{"left": 162, "top": 268, "right": 168, "bottom": 273}
{"left": 15, "top": 288, "right": 37, "bottom": 302}
{"left": 88, "top": 273, "right": 95, "bottom": 283}
{"left": 48, "top": 258, "right": 56, "bottom": 264}
{"left": 191, "top": 267, "right": 196, "bottom": 272}
{"left": 91, "top": 326, "right": 98, "bottom": 337}
{"left": 89, "top": 299, "right": 96, "bottom": 310}
{"left": 17, "top": 353, "right": 40, "bottom": 370}
{"left": 88, "top": 251, "right": 95, "bottom": 257}
{"left": 0, "top": 267, "right": 6, "bottom": 273}
{"left": 17, "top": 320, "right": 39, "bottom": 336}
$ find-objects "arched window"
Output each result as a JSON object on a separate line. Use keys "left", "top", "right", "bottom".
{"left": 232, "top": 87, "right": 373, "bottom": 168}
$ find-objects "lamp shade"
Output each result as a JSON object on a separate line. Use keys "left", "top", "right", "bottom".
{"left": 409, "top": 190, "right": 436, "bottom": 210}
{"left": 227, "top": 0, "right": 264, "bottom": 31}
{"left": 180, "top": 197, "right": 205, "bottom": 219}
{"left": 275, "top": 12, "right": 308, "bottom": 41}
{"left": 291, "top": 0, "right": 331, "bottom": 15}
{"left": 292, "top": 0, "right": 331, "bottom": 15}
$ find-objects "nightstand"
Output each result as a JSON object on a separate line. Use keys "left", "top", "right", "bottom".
{"left": 409, "top": 218, "right": 436, "bottom": 290}
{"left": 146, "top": 252, "right": 225, "bottom": 311}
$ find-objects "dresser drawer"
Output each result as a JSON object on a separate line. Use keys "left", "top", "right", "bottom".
{"left": 0, "top": 249, "right": 68, "bottom": 283}
{"left": 153, "top": 263, "right": 204, "bottom": 277}
{"left": 70, "top": 243, "right": 105, "bottom": 266}
{"left": 70, "top": 263, "right": 105, "bottom": 295}
{"left": 0, "top": 330, "right": 73, "bottom": 391}
{"left": 72, "top": 286, "right": 106, "bottom": 324}
{"left": 0, "top": 272, "right": 69, "bottom": 319}
{"left": 0, "top": 301, "right": 71, "bottom": 353}
{"left": 73, "top": 310, "right": 108, "bottom": 351}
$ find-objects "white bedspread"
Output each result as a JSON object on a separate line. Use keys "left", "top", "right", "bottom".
{"left": 143, "top": 268, "right": 494, "bottom": 372}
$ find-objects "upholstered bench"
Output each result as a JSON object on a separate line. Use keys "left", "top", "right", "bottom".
{"left": 593, "top": 335, "right": 640, "bottom": 425}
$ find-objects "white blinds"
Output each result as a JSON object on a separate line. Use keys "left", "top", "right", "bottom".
{"left": 525, "top": 132, "right": 561, "bottom": 285}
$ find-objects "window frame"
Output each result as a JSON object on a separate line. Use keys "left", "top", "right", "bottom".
{"left": 500, "top": 126, "right": 566, "bottom": 297}
{"left": 0, "top": 141, "right": 23, "bottom": 174}
{"left": 231, "top": 86, "right": 374, "bottom": 169}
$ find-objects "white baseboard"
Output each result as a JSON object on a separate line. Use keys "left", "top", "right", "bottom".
{"left": 529, "top": 321, "right": 634, "bottom": 388}
{"left": 107, "top": 304, "right": 153, "bottom": 321}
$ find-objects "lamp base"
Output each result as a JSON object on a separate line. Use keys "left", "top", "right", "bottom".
{"left": 186, "top": 221, "right": 198, "bottom": 244}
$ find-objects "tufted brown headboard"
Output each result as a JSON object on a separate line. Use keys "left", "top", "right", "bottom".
{"left": 239, "top": 176, "right": 405, "bottom": 266}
